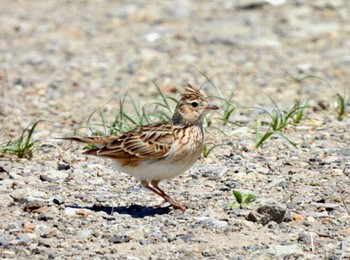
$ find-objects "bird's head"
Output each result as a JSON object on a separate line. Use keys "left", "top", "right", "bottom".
{"left": 172, "top": 84, "right": 218, "bottom": 126}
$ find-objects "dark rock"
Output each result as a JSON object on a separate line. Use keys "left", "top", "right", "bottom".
{"left": 52, "top": 198, "right": 63, "bottom": 205}
{"left": 109, "top": 235, "right": 131, "bottom": 244}
{"left": 0, "top": 166, "right": 8, "bottom": 173}
{"left": 39, "top": 175, "right": 54, "bottom": 182}
{"left": 57, "top": 163, "right": 70, "bottom": 171}
{"left": 246, "top": 205, "right": 286, "bottom": 225}
{"left": 20, "top": 197, "right": 48, "bottom": 211}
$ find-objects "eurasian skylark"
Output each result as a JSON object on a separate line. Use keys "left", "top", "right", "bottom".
{"left": 63, "top": 84, "right": 218, "bottom": 211}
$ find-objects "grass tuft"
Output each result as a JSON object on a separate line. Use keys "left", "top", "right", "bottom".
{"left": 0, "top": 120, "right": 41, "bottom": 158}
{"left": 253, "top": 94, "right": 309, "bottom": 148}
{"left": 333, "top": 93, "right": 348, "bottom": 121}
{"left": 299, "top": 75, "right": 348, "bottom": 121}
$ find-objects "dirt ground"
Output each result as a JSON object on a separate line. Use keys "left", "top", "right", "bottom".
{"left": 1, "top": 0, "right": 349, "bottom": 259}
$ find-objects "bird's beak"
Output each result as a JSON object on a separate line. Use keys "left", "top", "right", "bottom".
{"left": 206, "top": 104, "right": 219, "bottom": 110}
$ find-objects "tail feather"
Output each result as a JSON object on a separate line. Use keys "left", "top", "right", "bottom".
{"left": 61, "top": 136, "right": 113, "bottom": 144}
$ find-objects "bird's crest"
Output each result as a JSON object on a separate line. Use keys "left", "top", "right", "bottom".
{"left": 180, "top": 84, "right": 207, "bottom": 102}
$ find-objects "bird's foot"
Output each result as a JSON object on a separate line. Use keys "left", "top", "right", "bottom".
{"left": 167, "top": 198, "right": 186, "bottom": 212}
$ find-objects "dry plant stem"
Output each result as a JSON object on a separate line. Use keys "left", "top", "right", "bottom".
{"left": 309, "top": 233, "right": 315, "bottom": 253}
{"left": 340, "top": 195, "right": 350, "bottom": 215}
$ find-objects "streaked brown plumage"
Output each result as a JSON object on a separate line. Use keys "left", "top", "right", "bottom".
{"left": 63, "top": 84, "right": 218, "bottom": 211}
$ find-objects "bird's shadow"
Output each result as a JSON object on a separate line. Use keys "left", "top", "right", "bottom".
{"left": 66, "top": 203, "right": 171, "bottom": 218}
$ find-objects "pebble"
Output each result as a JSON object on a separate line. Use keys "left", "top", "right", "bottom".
{"left": 267, "top": 244, "right": 303, "bottom": 258}
{"left": 246, "top": 205, "right": 286, "bottom": 225}
{"left": 109, "top": 235, "right": 131, "bottom": 244}
{"left": 64, "top": 207, "right": 92, "bottom": 217}
{"left": 311, "top": 202, "right": 340, "bottom": 210}
{"left": 20, "top": 197, "right": 50, "bottom": 211}
{"left": 211, "top": 220, "right": 229, "bottom": 229}
{"left": 293, "top": 213, "right": 305, "bottom": 222}
{"left": 77, "top": 229, "right": 94, "bottom": 240}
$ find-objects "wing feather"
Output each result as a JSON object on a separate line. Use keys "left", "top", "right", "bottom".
{"left": 63, "top": 123, "right": 178, "bottom": 160}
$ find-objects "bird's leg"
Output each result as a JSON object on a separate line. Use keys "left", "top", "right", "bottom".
{"left": 151, "top": 180, "right": 186, "bottom": 211}
{"left": 140, "top": 180, "right": 164, "bottom": 198}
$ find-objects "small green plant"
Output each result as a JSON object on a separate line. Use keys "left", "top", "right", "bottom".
{"left": 213, "top": 85, "right": 237, "bottom": 125}
{"left": 333, "top": 93, "right": 348, "bottom": 121}
{"left": 299, "top": 75, "right": 348, "bottom": 121}
{"left": 226, "top": 190, "right": 256, "bottom": 210}
{"left": 80, "top": 86, "right": 177, "bottom": 138}
{"left": 76, "top": 77, "right": 228, "bottom": 155}
{"left": 254, "top": 95, "right": 309, "bottom": 148}
{"left": 292, "top": 99, "right": 310, "bottom": 124}
{"left": 0, "top": 120, "right": 41, "bottom": 158}
{"left": 79, "top": 80, "right": 227, "bottom": 139}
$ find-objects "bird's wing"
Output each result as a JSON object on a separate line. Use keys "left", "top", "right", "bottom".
{"left": 64, "top": 123, "right": 177, "bottom": 160}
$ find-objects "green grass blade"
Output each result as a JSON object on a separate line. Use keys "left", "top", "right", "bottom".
{"left": 232, "top": 190, "right": 243, "bottom": 204}
{"left": 255, "top": 131, "right": 274, "bottom": 148}
{"left": 275, "top": 131, "right": 298, "bottom": 148}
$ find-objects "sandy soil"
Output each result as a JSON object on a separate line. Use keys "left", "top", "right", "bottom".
{"left": 1, "top": 0, "right": 350, "bottom": 259}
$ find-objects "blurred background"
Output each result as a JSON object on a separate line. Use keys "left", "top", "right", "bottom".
{"left": 0, "top": 0, "right": 348, "bottom": 137}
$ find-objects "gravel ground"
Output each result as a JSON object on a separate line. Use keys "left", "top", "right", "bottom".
{"left": 1, "top": 0, "right": 350, "bottom": 259}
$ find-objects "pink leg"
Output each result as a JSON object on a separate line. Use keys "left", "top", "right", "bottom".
{"left": 140, "top": 180, "right": 186, "bottom": 211}
{"left": 151, "top": 180, "right": 186, "bottom": 212}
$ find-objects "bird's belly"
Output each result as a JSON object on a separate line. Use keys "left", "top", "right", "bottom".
{"left": 112, "top": 149, "right": 201, "bottom": 183}
{"left": 112, "top": 126, "right": 204, "bottom": 183}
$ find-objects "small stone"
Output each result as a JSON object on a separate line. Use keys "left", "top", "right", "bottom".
{"left": 64, "top": 207, "right": 88, "bottom": 216}
{"left": 268, "top": 221, "right": 278, "bottom": 229}
{"left": 39, "top": 175, "right": 54, "bottom": 182}
{"left": 77, "top": 229, "right": 94, "bottom": 239}
{"left": 313, "top": 211, "right": 329, "bottom": 218}
{"left": 211, "top": 220, "right": 229, "bottom": 229}
{"left": 268, "top": 244, "right": 303, "bottom": 258}
{"left": 297, "top": 63, "right": 313, "bottom": 73}
{"left": 311, "top": 202, "right": 340, "bottom": 210}
{"left": 57, "top": 163, "right": 70, "bottom": 171}
{"left": 293, "top": 214, "right": 305, "bottom": 222}
{"left": 0, "top": 194, "right": 13, "bottom": 208}
{"left": 37, "top": 209, "right": 56, "bottom": 221}
{"left": 306, "top": 216, "right": 316, "bottom": 223}
{"left": 246, "top": 205, "right": 286, "bottom": 225}
{"left": 76, "top": 209, "right": 91, "bottom": 216}
{"left": 23, "top": 222, "right": 36, "bottom": 233}
{"left": 20, "top": 197, "right": 49, "bottom": 211}
{"left": 247, "top": 244, "right": 259, "bottom": 251}
{"left": 96, "top": 197, "right": 108, "bottom": 203}
{"left": 318, "top": 206, "right": 326, "bottom": 212}
{"left": 52, "top": 198, "right": 63, "bottom": 205}
{"left": 177, "top": 234, "right": 193, "bottom": 243}
{"left": 1, "top": 250, "right": 15, "bottom": 256}
{"left": 35, "top": 223, "right": 52, "bottom": 238}
{"left": 109, "top": 235, "right": 131, "bottom": 244}
{"left": 202, "top": 248, "right": 216, "bottom": 257}
{"left": 139, "top": 239, "right": 151, "bottom": 245}
{"left": 297, "top": 232, "right": 311, "bottom": 244}
{"left": 15, "top": 233, "right": 37, "bottom": 245}
{"left": 32, "top": 206, "right": 50, "bottom": 214}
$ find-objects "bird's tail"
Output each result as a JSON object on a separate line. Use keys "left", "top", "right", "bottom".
{"left": 59, "top": 136, "right": 115, "bottom": 149}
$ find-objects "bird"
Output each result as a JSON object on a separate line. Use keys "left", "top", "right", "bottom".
{"left": 62, "top": 84, "right": 218, "bottom": 211}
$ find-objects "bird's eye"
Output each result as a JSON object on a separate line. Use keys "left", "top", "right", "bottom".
{"left": 191, "top": 102, "right": 198, "bottom": 107}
